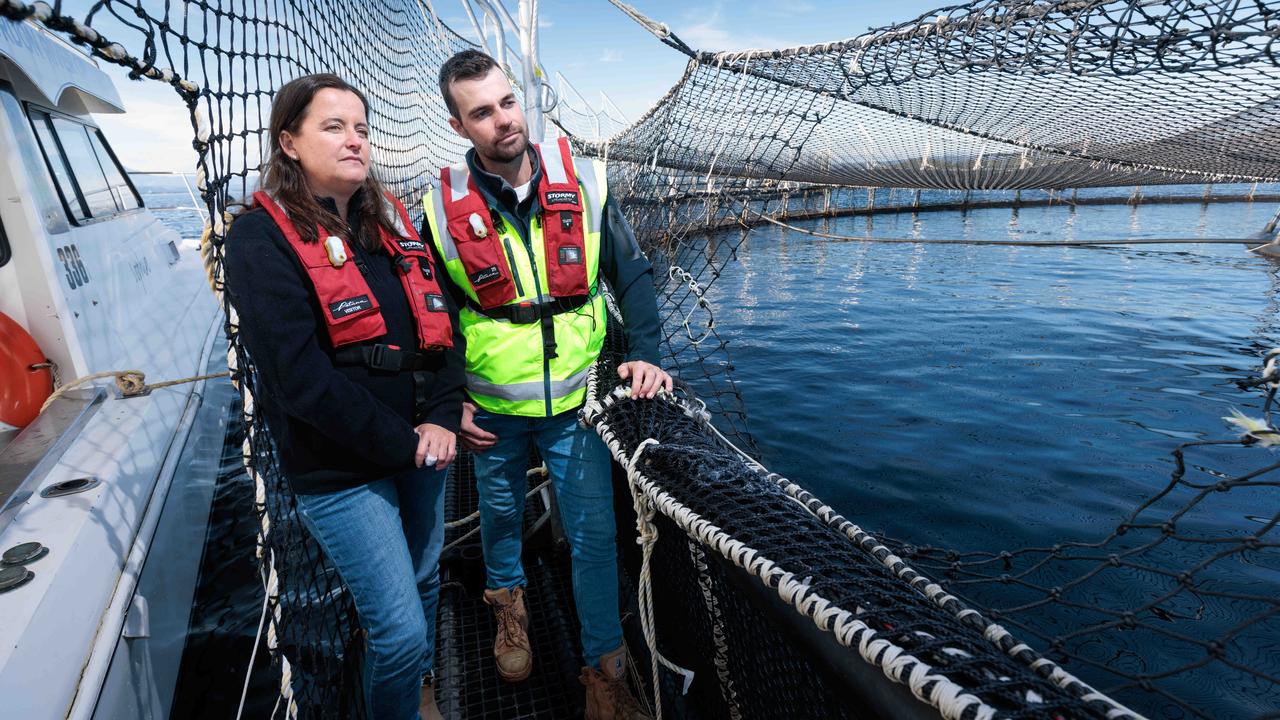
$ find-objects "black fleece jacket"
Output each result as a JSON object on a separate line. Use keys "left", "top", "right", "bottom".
{"left": 421, "top": 147, "right": 662, "bottom": 366}
{"left": 223, "top": 193, "right": 466, "bottom": 494}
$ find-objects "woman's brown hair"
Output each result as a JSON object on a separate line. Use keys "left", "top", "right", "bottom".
{"left": 256, "top": 73, "right": 397, "bottom": 250}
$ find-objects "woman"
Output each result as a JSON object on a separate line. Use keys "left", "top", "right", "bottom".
{"left": 223, "top": 74, "right": 462, "bottom": 720}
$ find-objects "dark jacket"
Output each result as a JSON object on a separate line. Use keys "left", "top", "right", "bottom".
{"left": 422, "top": 146, "right": 662, "bottom": 367}
{"left": 223, "top": 192, "right": 466, "bottom": 494}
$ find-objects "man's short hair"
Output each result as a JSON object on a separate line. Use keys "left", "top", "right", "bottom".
{"left": 439, "top": 49, "right": 500, "bottom": 119}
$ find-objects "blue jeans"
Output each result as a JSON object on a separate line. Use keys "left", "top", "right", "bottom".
{"left": 295, "top": 466, "right": 446, "bottom": 720}
{"left": 472, "top": 407, "right": 623, "bottom": 667}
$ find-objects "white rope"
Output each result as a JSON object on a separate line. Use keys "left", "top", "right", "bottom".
{"left": 445, "top": 464, "right": 550, "bottom": 529}
{"left": 227, "top": 338, "right": 300, "bottom": 720}
{"left": 604, "top": 0, "right": 670, "bottom": 40}
{"left": 624, "top": 438, "right": 695, "bottom": 720}
{"left": 234, "top": 548, "right": 274, "bottom": 720}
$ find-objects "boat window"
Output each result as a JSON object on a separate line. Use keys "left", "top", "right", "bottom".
{"left": 50, "top": 117, "right": 116, "bottom": 217}
{"left": 26, "top": 106, "right": 145, "bottom": 224}
{"left": 0, "top": 82, "right": 66, "bottom": 235}
{"left": 28, "top": 108, "right": 90, "bottom": 222}
{"left": 87, "top": 130, "right": 142, "bottom": 211}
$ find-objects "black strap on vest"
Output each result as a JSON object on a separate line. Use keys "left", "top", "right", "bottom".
{"left": 466, "top": 293, "right": 593, "bottom": 324}
{"left": 334, "top": 343, "right": 437, "bottom": 372}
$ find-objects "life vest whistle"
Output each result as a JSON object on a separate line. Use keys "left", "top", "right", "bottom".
{"left": 468, "top": 212, "right": 488, "bottom": 238}
{"left": 324, "top": 235, "right": 347, "bottom": 267}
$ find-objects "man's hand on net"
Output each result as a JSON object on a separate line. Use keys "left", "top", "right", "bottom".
{"left": 617, "top": 360, "right": 673, "bottom": 400}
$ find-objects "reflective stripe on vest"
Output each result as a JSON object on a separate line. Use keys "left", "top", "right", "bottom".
{"left": 254, "top": 190, "right": 453, "bottom": 352}
{"left": 424, "top": 145, "right": 608, "bottom": 416}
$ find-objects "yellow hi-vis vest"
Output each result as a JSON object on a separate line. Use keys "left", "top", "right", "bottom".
{"left": 423, "top": 142, "right": 608, "bottom": 416}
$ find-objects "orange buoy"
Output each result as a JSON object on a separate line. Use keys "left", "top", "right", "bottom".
{"left": 0, "top": 312, "right": 53, "bottom": 432}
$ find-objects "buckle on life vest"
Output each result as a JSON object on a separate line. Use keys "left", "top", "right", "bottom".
{"left": 508, "top": 302, "right": 540, "bottom": 325}
{"left": 334, "top": 343, "right": 432, "bottom": 371}
{"left": 368, "top": 343, "right": 403, "bottom": 371}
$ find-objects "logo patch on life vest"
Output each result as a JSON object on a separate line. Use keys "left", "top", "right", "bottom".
{"left": 544, "top": 190, "right": 580, "bottom": 207}
{"left": 558, "top": 246, "right": 583, "bottom": 265}
{"left": 329, "top": 294, "right": 373, "bottom": 319}
{"left": 425, "top": 293, "right": 447, "bottom": 312}
{"left": 470, "top": 265, "right": 503, "bottom": 286}
{"left": 398, "top": 238, "right": 426, "bottom": 253}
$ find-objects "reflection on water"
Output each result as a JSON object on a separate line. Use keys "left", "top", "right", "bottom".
{"left": 700, "top": 200, "right": 1280, "bottom": 717}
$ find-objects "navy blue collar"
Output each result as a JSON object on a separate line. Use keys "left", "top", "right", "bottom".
{"left": 466, "top": 145, "right": 540, "bottom": 217}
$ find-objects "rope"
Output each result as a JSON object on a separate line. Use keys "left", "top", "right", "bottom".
{"left": 624, "top": 437, "right": 699, "bottom": 720}
{"left": 235, "top": 555, "right": 273, "bottom": 720}
{"left": 444, "top": 465, "right": 550, "bottom": 529}
{"left": 39, "top": 369, "right": 230, "bottom": 412}
{"left": 604, "top": 0, "right": 670, "bottom": 40}
{"left": 440, "top": 474, "right": 552, "bottom": 554}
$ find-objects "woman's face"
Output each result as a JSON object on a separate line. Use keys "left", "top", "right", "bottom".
{"left": 279, "top": 88, "right": 371, "bottom": 201}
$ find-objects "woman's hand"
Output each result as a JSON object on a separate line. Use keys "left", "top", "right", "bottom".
{"left": 413, "top": 423, "right": 457, "bottom": 470}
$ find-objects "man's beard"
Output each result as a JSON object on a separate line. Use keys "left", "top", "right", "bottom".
{"left": 484, "top": 129, "right": 528, "bottom": 164}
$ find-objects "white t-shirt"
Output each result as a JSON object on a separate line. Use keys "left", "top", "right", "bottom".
{"left": 514, "top": 180, "right": 533, "bottom": 203}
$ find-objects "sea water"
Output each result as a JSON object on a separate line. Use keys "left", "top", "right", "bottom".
{"left": 702, "top": 198, "right": 1280, "bottom": 717}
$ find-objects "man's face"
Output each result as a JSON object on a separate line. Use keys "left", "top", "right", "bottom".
{"left": 447, "top": 67, "right": 529, "bottom": 166}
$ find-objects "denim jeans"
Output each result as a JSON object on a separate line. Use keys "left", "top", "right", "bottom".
{"left": 295, "top": 465, "right": 447, "bottom": 720}
{"left": 472, "top": 407, "right": 623, "bottom": 667}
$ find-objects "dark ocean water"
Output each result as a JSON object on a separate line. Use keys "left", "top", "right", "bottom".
{"left": 141, "top": 175, "right": 1280, "bottom": 717}
{"left": 710, "top": 200, "right": 1280, "bottom": 546}
{"left": 699, "top": 199, "right": 1280, "bottom": 717}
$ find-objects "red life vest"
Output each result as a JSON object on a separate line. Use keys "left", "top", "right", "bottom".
{"left": 253, "top": 190, "right": 453, "bottom": 352}
{"left": 440, "top": 136, "right": 589, "bottom": 310}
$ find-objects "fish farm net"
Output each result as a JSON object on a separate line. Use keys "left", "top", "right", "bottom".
{"left": 3, "top": 0, "right": 1278, "bottom": 717}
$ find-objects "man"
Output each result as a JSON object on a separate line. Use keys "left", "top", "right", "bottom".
{"left": 422, "top": 49, "right": 670, "bottom": 719}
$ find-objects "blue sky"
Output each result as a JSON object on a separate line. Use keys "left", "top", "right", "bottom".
{"left": 72, "top": 0, "right": 947, "bottom": 172}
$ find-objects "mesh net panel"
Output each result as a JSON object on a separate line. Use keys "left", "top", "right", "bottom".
{"left": 5, "top": 0, "right": 1278, "bottom": 717}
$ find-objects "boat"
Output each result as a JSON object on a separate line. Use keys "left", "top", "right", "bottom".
{"left": 0, "top": 16, "right": 227, "bottom": 719}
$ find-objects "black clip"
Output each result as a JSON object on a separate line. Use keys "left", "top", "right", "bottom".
{"left": 367, "top": 344, "right": 404, "bottom": 371}
{"left": 395, "top": 255, "right": 413, "bottom": 274}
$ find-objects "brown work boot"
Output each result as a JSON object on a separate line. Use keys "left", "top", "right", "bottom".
{"left": 483, "top": 586, "right": 532, "bottom": 682}
{"left": 419, "top": 676, "right": 443, "bottom": 720}
{"left": 580, "top": 646, "right": 651, "bottom": 720}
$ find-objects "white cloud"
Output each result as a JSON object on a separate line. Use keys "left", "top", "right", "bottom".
{"left": 94, "top": 98, "right": 201, "bottom": 173}
{"left": 674, "top": 5, "right": 792, "bottom": 52}
{"left": 599, "top": 49, "right": 623, "bottom": 63}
